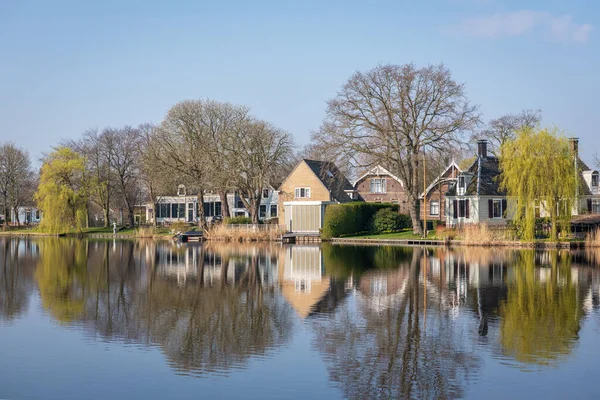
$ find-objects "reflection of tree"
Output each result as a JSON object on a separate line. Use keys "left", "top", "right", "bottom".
{"left": 322, "top": 244, "right": 413, "bottom": 279}
{"left": 500, "top": 250, "right": 583, "bottom": 366}
{"left": 0, "top": 238, "right": 37, "bottom": 322}
{"left": 35, "top": 238, "right": 89, "bottom": 322}
{"left": 33, "top": 239, "right": 293, "bottom": 376}
{"left": 312, "top": 248, "right": 480, "bottom": 399}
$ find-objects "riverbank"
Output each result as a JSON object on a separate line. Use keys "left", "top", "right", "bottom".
{"left": 0, "top": 226, "right": 174, "bottom": 240}
{"left": 329, "top": 237, "right": 584, "bottom": 249}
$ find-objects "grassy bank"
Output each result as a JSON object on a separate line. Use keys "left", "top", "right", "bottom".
{"left": 0, "top": 225, "right": 174, "bottom": 238}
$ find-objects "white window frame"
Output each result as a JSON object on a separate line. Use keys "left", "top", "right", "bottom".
{"left": 430, "top": 201, "right": 440, "bottom": 216}
{"left": 593, "top": 199, "right": 600, "bottom": 214}
{"left": 457, "top": 176, "right": 466, "bottom": 195}
{"left": 592, "top": 172, "right": 599, "bottom": 187}
{"left": 262, "top": 189, "right": 270, "bottom": 198}
{"left": 492, "top": 199, "right": 503, "bottom": 219}
{"left": 370, "top": 178, "right": 387, "bottom": 194}
{"left": 294, "top": 187, "right": 311, "bottom": 199}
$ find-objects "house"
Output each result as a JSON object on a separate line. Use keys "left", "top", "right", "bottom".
{"left": 9, "top": 206, "right": 42, "bottom": 225}
{"left": 420, "top": 161, "right": 462, "bottom": 223}
{"left": 146, "top": 184, "right": 279, "bottom": 225}
{"left": 353, "top": 165, "right": 409, "bottom": 213}
{"left": 278, "top": 159, "right": 355, "bottom": 234}
{"left": 445, "top": 138, "right": 599, "bottom": 228}
{"left": 445, "top": 140, "right": 509, "bottom": 227}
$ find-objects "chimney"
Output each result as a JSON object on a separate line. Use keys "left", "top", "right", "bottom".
{"left": 477, "top": 139, "right": 488, "bottom": 159}
{"left": 569, "top": 138, "right": 579, "bottom": 156}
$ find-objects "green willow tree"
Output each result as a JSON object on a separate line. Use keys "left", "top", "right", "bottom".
{"left": 500, "top": 128, "right": 577, "bottom": 241}
{"left": 35, "top": 147, "right": 90, "bottom": 233}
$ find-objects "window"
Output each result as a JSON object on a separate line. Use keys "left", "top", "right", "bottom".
{"left": 235, "top": 211, "right": 245, "bottom": 217}
{"left": 370, "top": 178, "right": 386, "bottom": 193}
{"left": 215, "top": 202, "right": 222, "bottom": 217}
{"left": 171, "top": 203, "right": 178, "bottom": 219}
{"left": 270, "top": 205, "right": 278, "bottom": 217}
{"left": 453, "top": 199, "right": 470, "bottom": 218}
{"left": 236, "top": 198, "right": 244, "bottom": 208}
{"left": 262, "top": 189, "right": 270, "bottom": 198}
{"left": 36, "top": 210, "right": 40, "bottom": 219}
{"left": 294, "top": 187, "right": 311, "bottom": 199}
{"left": 259, "top": 205, "right": 267, "bottom": 219}
{"left": 178, "top": 203, "right": 185, "bottom": 218}
{"left": 458, "top": 176, "right": 466, "bottom": 195}
{"left": 177, "top": 184, "right": 186, "bottom": 196}
{"left": 430, "top": 201, "right": 440, "bottom": 216}
{"left": 492, "top": 200, "right": 502, "bottom": 218}
{"left": 593, "top": 172, "right": 599, "bottom": 187}
{"left": 593, "top": 199, "right": 600, "bottom": 214}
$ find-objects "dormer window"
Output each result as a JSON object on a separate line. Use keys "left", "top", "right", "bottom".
{"left": 458, "top": 176, "right": 466, "bottom": 195}
{"left": 177, "top": 184, "right": 186, "bottom": 196}
{"left": 592, "top": 172, "right": 599, "bottom": 187}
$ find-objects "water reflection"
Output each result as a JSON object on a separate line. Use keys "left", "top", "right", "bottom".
{"left": 1, "top": 238, "right": 600, "bottom": 397}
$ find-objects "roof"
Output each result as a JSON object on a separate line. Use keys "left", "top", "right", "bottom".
{"left": 447, "top": 156, "right": 506, "bottom": 197}
{"left": 353, "top": 165, "right": 404, "bottom": 188}
{"left": 420, "top": 161, "right": 462, "bottom": 199}
{"left": 577, "top": 157, "right": 593, "bottom": 196}
{"left": 303, "top": 159, "right": 354, "bottom": 203}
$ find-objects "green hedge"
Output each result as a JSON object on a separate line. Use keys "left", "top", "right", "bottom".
{"left": 371, "top": 208, "right": 411, "bottom": 234}
{"left": 225, "top": 216, "right": 252, "bottom": 225}
{"left": 322, "top": 202, "right": 403, "bottom": 238}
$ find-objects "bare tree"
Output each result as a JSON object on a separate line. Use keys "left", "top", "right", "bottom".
{"left": 313, "top": 63, "right": 479, "bottom": 234}
{"left": 104, "top": 127, "right": 143, "bottom": 227}
{"left": 224, "top": 119, "right": 294, "bottom": 223}
{"left": 138, "top": 123, "right": 176, "bottom": 227}
{"left": 0, "top": 143, "right": 35, "bottom": 229}
{"left": 474, "top": 109, "right": 541, "bottom": 157}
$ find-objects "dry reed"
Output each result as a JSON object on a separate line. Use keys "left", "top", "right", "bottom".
{"left": 206, "top": 224, "right": 284, "bottom": 242}
{"left": 458, "top": 224, "right": 515, "bottom": 246}
{"left": 585, "top": 228, "right": 600, "bottom": 248}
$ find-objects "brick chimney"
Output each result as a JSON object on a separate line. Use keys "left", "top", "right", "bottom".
{"left": 569, "top": 138, "right": 579, "bottom": 156}
{"left": 477, "top": 139, "right": 488, "bottom": 159}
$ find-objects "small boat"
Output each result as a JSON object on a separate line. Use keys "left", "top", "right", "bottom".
{"left": 177, "top": 231, "right": 204, "bottom": 242}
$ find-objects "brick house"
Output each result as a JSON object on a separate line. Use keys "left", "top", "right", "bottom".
{"left": 353, "top": 165, "right": 409, "bottom": 214}
{"left": 419, "top": 161, "right": 462, "bottom": 223}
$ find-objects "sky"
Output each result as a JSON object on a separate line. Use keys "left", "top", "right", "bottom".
{"left": 1, "top": 0, "right": 599, "bottom": 165}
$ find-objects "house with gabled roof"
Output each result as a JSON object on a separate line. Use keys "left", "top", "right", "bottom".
{"left": 353, "top": 165, "right": 409, "bottom": 214}
{"left": 278, "top": 159, "right": 355, "bottom": 233}
{"left": 445, "top": 140, "right": 509, "bottom": 227}
{"left": 419, "top": 161, "right": 462, "bottom": 223}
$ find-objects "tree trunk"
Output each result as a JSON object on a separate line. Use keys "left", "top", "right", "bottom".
{"left": 197, "top": 191, "right": 206, "bottom": 230}
{"left": 219, "top": 190, "right": 230, "bottom": 218}
{"left": 410, "top": 155, "right": 423, "bottom": 236}
{"left": 250, "top": 196, "right": 261, "bottom": 224}
{"left": 13, "top": 206, "right": 20, "bottom": 226}
{"left": 153, "top": 201, "right": 159, "bottom": 227}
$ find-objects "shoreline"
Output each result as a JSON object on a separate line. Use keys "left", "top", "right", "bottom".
{"left": 0, "top": 230, "right": 589, "bottom": 249}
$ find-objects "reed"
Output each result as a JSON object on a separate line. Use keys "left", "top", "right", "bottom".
{"left": 206, "top": 224, "right": 284, "bottom": 242}
{"left": 458, "top": 224, "right": 513, "bottom": 246}
{"left": 585, "top": 227, "right": 600, "bottom": 248}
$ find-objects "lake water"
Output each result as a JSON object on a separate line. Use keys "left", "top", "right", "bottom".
{"left": 1, "top": 238, "right": 600, "bottom": 399}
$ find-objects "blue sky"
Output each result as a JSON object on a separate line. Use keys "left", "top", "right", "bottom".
{"left": 1, "top": 0, "right": 598, "bottom": 164}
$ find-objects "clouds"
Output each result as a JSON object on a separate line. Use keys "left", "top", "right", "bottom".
{"left": 450, "top": 10, "right": 593, "bottom": 43}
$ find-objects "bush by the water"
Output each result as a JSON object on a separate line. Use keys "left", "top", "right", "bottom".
{"left": 225, "top": 216, "right": 252, "bottom": 225}
{"left": 371, "top": 208, "right": 411, "bottom": 234}
{"left": 322, "top": 202, "right": 406, "bottom": 238}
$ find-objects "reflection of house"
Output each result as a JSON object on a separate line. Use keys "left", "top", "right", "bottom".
{"left": 357, "top": 268, "right": 409, "bottom": 312}
{"left": 278, "top": 159, "right": 355, "bottom": 233}
{"left": 420, "top": 162, "right": 461, "bottom": 222}
{"left": 353, "top": 165, "right": 408, "bottom": 214}
{"left": 146, "top": 185, "right": 279, "bottom": 224}
{"left": 279, "top": 245, "right": 330, "bottom": 318}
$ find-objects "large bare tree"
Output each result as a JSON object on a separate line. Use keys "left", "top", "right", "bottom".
{"left": 313, "top": 63, "right": 479, "bottom": 234}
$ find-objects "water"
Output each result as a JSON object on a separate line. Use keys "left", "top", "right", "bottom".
{"left": 1, "top": 238, "right": 600, "bottom": 399}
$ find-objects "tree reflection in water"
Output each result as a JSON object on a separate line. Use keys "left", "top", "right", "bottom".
{"left": 0, "top": 238, "right": 38, "bottom": 322}
{"left": 32, "top": 239, "right": 294, "bottom": 376}
{"left": 313, "top": 246, "right": 481, "bottom": 400}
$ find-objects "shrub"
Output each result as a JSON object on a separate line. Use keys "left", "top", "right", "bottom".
{"left": 169, "top": 221, "right": 191, "bottom": 233}
{"left": 322, "top": 202, "right": 402, "bottom": 238}
{"left": 225, "top": 216, "right": 252, "bottom": 225}
{"left": 371, "top": 208, "right": 411, "bottom": 234}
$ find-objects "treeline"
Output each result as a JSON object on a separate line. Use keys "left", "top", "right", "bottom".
{"left": 36, "top": 100, "right": 295, "bottom": 233}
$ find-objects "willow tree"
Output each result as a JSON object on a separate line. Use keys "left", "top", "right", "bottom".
{"left": 312, "top": 63, "right": 479, "bottom": 235}
{"left": 35, "top": 147, "right": 89, "bottom": 233}
{"left": 500, "top": 127, "right": 577, "bottom": 241}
